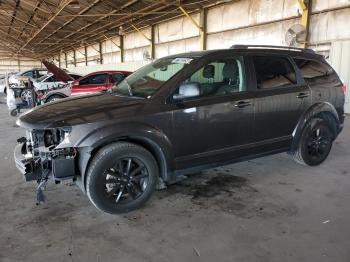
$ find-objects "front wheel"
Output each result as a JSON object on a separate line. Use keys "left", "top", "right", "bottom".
{"left": 293, "top": 118, "right": 334, "bottom": 166}
{"left": 46, "top": 94, "right": 65, "bottom": 103}
{"left": 10, "top": 109, "right": 18, "bottom": 117}
{"left": 86, "top": 142, "right": 158, "bottom": 214}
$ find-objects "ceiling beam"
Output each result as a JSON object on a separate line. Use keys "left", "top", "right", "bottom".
{"left": 0, "top": 10, "right": 37, "bottom": 28}
{"left": 41, "top": 1, "right": 169, "bottom": 54}
{"left": 20, "top": 0, "right": 52, "bottom": 14}
{"left": 15, "top": 0, "right": 74, "bottom": 55}
{"left": 56, "top": 11, "right": 180, "bottom": 17}
{"left": 34, "top": 0, "right": 101, "bottom": 46}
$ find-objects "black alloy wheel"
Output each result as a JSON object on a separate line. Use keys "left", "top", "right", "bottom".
{"left": 103, "top": 157, "right": 149, "bottom": 205}
{"left": 86, "top": 142, "right": 158, "bottom": 214}
{"left": 295, "top": 118, "right": 334, "bottom": 166}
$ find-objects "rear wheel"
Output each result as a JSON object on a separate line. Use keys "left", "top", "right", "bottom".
{"left": 293, "top": 118, "right": 333, "bottom": 166}
{"left": 86, "top": 142, "right": 158, "bottom": 214}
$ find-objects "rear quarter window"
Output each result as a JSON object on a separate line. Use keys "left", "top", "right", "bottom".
{"left": 293, "top": 58, "right": 339, "bottom": 85}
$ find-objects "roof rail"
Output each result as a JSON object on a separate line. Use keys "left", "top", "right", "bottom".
{"left": 230, "top": 44, "right": 315, "bottom": 54}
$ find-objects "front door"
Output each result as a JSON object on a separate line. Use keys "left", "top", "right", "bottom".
{"left": 72, "top": 73, "right": 109, "bottom": 96}
{"left": 171, "top": 55, "right": 256, "bottom": 170}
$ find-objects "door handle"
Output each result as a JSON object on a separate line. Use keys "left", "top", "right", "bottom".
{"left": 234, "top": 100, "right": 252, "bottom": 108}
{"left": 296, "top": 92, "right": 309, "bottom": 98}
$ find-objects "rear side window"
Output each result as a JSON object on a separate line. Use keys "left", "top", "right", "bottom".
{"left": 253, "top": 56, "right": 297, "bottom": 89}
{"left": 111, "top": 73, "right": 125, "bottom": 84}
{"left": 293, "top": 59, "right": 334, "bottom": 80}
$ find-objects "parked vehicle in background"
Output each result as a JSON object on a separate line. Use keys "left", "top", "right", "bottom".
{"left": 0, "top": 72, "right": 18, "bottom": 94}
{"left": 71, "top": 70, "right": 132, "bottom": 96}
{"left": 43, "top": 70, "right": 132, "bottom": 103}
{"left": 9, "top": 68, "right": 48, "bottom": 86}
{"left": 33, "top": 73, "right": 82, "bottom": 91}
{"left": 14, "top": 45, "right": 345, "bottom": 214}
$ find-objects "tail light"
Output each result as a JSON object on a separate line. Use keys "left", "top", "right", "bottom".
{"left": 342, "top": 83, "right": 347, "bottom": 93}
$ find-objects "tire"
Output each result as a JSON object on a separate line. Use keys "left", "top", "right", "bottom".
{"left": 46, "top": 94, "right": 65, "bottom": 103}
{"left": 86, "top": 142, "right": 158, "bottom": 214}
{"left": 10, "top": 109, "right": 18, "bottom": 117}
{"left": 293, "top": 118, "right": 334, "bottom": 166}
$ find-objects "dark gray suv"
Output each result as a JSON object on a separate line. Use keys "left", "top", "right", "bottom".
{"left": 14, "top": 45, "right": 346, "bottom": 214}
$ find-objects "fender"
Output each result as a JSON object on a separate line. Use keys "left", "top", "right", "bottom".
{"left": 74, "top": 122, "right": 175, "bottom": 190}
{"left": 291, "top": 101, "right": 340, "bottom": 152}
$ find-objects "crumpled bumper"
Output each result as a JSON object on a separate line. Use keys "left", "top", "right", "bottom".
{"left": 14, "top": 143, "right": 40, "bottom": 181}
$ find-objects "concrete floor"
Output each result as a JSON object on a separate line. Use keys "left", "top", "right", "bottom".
{"left": 0, "top": 94, "right": 349, "bottom": 262}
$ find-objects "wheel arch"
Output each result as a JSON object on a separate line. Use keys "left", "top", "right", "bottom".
{"left": 76, "top": 124, "right": 174, "bottom": 192}
{"left": 291, "top": 101, "right": 340, "bottom": 153}
{"left": 45, "top": 92, "right": 67, "bottom": 102}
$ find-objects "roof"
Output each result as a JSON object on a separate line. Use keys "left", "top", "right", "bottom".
{"left": 165, "top": 46, "right": 323, "bottom": 60}
{"left": 86, "top": 70, "right": 133, "bottom": 75}
{"left": 0, "top": 0, "right": 221, "bottom": 59}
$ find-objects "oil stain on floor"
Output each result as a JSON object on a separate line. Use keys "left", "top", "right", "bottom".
{"left": 158, "top": 172, "right": 298, "bottom": 219}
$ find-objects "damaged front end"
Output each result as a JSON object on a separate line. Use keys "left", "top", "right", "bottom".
{"left": 14, "top": 128, "right": 77, "bottom": 203}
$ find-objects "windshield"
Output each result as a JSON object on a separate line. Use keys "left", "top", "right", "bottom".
{"left": 112, "top": 57, "right": 193, "bottom": 98}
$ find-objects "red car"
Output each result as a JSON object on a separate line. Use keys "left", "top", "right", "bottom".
{"left": 71, "top": 70, "right": 132, "bottom": 96}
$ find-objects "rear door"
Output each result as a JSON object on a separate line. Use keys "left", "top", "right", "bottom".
{"left": 250, "top": 54, "right": 311, "bottom": 150}
{"left": 72, "top": 73, "right": 109, "bottom": 95}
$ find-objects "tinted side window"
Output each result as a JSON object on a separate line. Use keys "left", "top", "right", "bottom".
{"left": 38, "top": 70, "right": 48, "bottom": 78}
{"left": 173, "top": 56, "right": 245, "bottom": 99}
{"left": 111, "top": 73, "right": 125, "bottom": 84}
{"left": 293, "top": 59, "right": 334, "bottom": 81}
{"left": 253, "top": 56, "right": 296, "bottom": 89}
{"left": 80, "top": 74, "right": 108, "bottom": 85}
{"left": 70, "top": 74, "right": 81, "bottom": 80}
{"left": 22, "top": 71, "right": 34, "bottom": 77}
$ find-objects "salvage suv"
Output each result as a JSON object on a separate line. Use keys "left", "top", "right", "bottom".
{"left": 14, "top": 45, "right": 346, "bottom": 214}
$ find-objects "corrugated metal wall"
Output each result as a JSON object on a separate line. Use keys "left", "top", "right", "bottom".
{"left": 329, "top": 40, "right": 350, "bottom": 113}
{"left": 0, "top": 57, "right": 42, "bottom": 74}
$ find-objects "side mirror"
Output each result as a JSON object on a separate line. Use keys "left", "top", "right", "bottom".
{"left": 73, "top": 81, "right": 79, "bottom": 86}
{"left": 173, "top": 82, "right": 200, "bottom": 100}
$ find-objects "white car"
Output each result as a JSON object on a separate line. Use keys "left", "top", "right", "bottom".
{"left": 33, "top": 73, "right": 82, "bottom": 91}
{"left": 42, "top": 85, "right": 72, "bottom": 103}
{"left": 0, "top": 72, "right": 18, "bottom": 93}
{"left": 8, "top": 68, "right": 48, "bottom": 87}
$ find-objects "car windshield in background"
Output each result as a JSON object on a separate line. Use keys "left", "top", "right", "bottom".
{"left": 36, "top": 75, "right": 49, "bottom": 82}
{"left": 112, "top": 57, "right": 193, "bottom": 98}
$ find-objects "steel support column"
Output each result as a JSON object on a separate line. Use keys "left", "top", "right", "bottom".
{"left": 131, "top": 24, "right": 153, "bottom": 59}
{"left": 120, "top": 35, "right": 124, "bottom": 63}
{"left": 151, "top": 25, "right": 155, "bottom": 60}
{"left": 298, "top": 0, "right": 312, "bottom": 48}
{"left": 179, "top": 5, "right": 205, "bottom": 50}
{"left": 84, "top": 46, "right": 88, "bottom": 66}
{"left": 73, "top": 49, "right": 76, "bottom": 67}
{"left": 64, "top": 52, "right": 67, "bottom": 68}
{"left": 99, "top": 42, "right": 103, "bottom": 64}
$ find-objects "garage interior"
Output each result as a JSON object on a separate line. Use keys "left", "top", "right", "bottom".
{"left": 0, "top": 0, "right": 350, "bottom": 261}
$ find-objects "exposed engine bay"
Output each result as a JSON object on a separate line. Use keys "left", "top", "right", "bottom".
{"left": 15, "top": 128, "right": 77, "bottom": 203}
